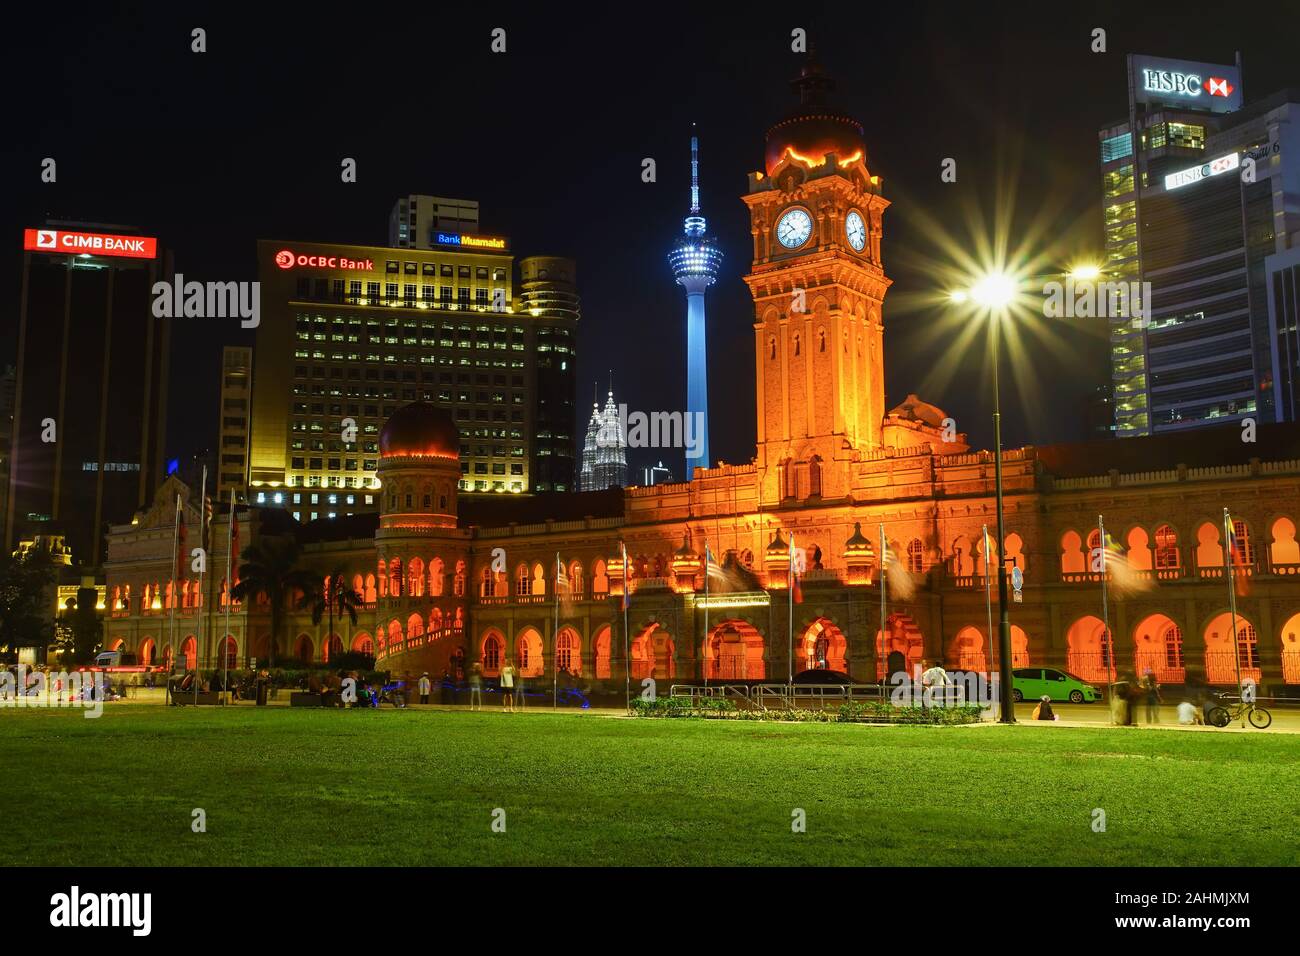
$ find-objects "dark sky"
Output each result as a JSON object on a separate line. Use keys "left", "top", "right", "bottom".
{"left": 4, "top": 2, "right": 1300, "bottom": 478}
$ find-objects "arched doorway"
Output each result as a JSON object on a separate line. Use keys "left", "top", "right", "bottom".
{"left": 630, "top": 625, "right": 676, "bottom": 680}
{"left": 480, "top": 631, "right": 504, "bottom": 676}
{"left": 704, "top": 620, "right": 765, "bottom": 680}
{"left": 555, "top": 627, "right": 581, "bottom": 677}
{"left": 323, "top": 634, "right": 343, "bottom": 662}
{"left": 1204, "top": 613, "right": 1261, "bottom": 684}
{"left": 181, "top": 636, "right": 197, "bottom": 670}
{"left": 517, "top": 627, "right": 544, "bottom": 677}
{"left": 138, "top": 638, "right": 155, "bottom": 666}
{"left": 216, "top": 636, "right": 238, "bottom": 670}
{"left": 1065, "top": 615, "right": 1110, "bottom": 682}
{"left": 875, "top": 612, "right": 923, "bottom": 679}
{"left": 593, "top": 625, "right": 612, "bottom": 678}
{"left": 946, "top": 626, "right": 987, "bottom": 672}
{"left": 295, "top": 634, "right": 314, "bottom": 664}
{"left": 798, "top": 618, "right": 846, "bottom": 674}
{"left": 352, "top": 632, "right": 373, "bottom": 657}
{"left": 1132, "top": 613, "right": 1183, "bottom": 683}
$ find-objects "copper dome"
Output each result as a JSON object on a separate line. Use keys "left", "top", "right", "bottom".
{"left": 379, "top": 402, "right": 460, "bottom": 460}
{"left": 764, "top": 58, "right": 866, "bottom": 176}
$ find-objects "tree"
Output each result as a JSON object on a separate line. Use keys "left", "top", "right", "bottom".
{"left": 230, "top": 535, "right": 319, "bottom": 669}
{"left": 310, "top": 568, "right": 365, "bottom": 663}
{"left": 0, "top": 548, "right": 57, "bottom": 657}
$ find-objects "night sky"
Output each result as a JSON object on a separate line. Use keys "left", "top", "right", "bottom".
{"left": 5, "top": 3, "right": 1300, "bottom": 480}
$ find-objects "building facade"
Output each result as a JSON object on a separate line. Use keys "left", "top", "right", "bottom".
{"left": 246, "top": 238, "right": 577, "bottom": 518}
{"left": 103, "top": 62, "right": 1300, "bottom": 692}
{"left": 216, "top": 346, "right": 253, "bottom": 503}
{"left": 388, "top": 195, "right": 480, "bottom": 249}
{"left": 6, "top": 223, "right": 170, "bottom": 569}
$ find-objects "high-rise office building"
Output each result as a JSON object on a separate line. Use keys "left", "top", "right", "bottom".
{"left": 248, "top": 235, "right": 577, "bottom": 519}
{"left": 216, "top": 346, "right": 253, "bottom": 502}
{"left": 517, "top": 256, "right": 580, "bottom": 492}
{"left": 388, "top": 195, "right": 480, "bottom": 249}
{"left": 642, "top": 460, "right": 673, "bottom": 486}
{"left": 668, "top": 135, "right": 722, "bottom": 478}
{"left": 5, "top": 223, "right": 170, "bottom": 568}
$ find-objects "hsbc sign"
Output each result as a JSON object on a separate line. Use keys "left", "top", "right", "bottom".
{"left": 1165, "top": 151, "right": 1240, "bottom": 191}
{"left": 1132, "top": 55, "right": 1242, "bottom": 114}
{"left": 23, "top": 228, "right": 157, "bottom": 259}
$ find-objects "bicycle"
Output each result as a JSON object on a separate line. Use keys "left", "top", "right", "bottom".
{"left": 1206, "top": 698, "right": 1272, "bottom": 729}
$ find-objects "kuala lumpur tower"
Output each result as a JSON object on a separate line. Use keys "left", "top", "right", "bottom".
{"left": 667, "top": 133, "right": 723, "bottom": 479}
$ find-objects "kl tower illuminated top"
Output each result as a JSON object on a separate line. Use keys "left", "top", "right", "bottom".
{"left": 668, "top": 133, "right": 723, "bottom": 478}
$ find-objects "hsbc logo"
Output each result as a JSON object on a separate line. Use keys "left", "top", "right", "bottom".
{"left": 272, "top": 248, "right": 374, "bottom": 271}
{"left": 1204, "top": 76, "right": 1234, "bottom": 97}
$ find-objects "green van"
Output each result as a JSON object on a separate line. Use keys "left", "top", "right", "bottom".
{"left": 1012, "top": 667, "right": 1100, "bottom": 703}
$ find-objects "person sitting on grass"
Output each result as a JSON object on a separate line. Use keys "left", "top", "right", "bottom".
{"left": 1031, "top": 695, "right": 1057, "bottom": 721}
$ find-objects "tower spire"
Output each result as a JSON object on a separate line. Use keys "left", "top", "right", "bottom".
{"left": 690, "top": 132, "right": 700, "bottom": 216}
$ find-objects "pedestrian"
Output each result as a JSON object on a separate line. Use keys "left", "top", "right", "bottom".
{"left": 468, "top": 662, "right": 483, "bottom": 711}
{"left": 1176, "top": 700, "right": 1200, "bottom": 725}
{"left": 418, "top": 672, "right": 431, "bottom": 705}
{"left": 1141, "top": 671, "right": 1162, "bottom": 724}
{"left": 1031, "top": 695, "right": 1057, "bottom": 721}
{"left": 500, "top": 658, "right": 516, "bottom": 713}
{"left": 920, "top": 658, "right": 951, "bottom": 706}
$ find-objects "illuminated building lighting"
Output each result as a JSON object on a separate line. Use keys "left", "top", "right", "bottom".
{"left": 781, "top": 145, "right": 864, "bottom": 168}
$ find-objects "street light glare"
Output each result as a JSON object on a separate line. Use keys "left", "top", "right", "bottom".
{"left": 948, "top": 290, "right": 968, "bottom": 304}
{"left": 1070, "top": 264, "right": 1101, "bottom": 281}
{"left": 970, "top": 273, "right": 1016, "bottom": 308}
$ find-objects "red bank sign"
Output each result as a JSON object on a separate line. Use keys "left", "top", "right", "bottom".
{"left": 23, "top": 228, "right": 157, "bottom": 259}
{"left": 273, "top": 248, "right": 374, "bottom": 271}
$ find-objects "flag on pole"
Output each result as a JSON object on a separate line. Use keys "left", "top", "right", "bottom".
{"left": 1227, "top": 517, "right": 1251, "bottom": 597}
{"left": 175, "top": 508, "right": 188, "bottom": 583}
{"left": 555, "top": 553, "right": 570, "bottom": 594}
{"left": 620, "top": 541, "right": 631, "bottom": 610}
{"left": 705, "top": 542, "right": 724, "bottom": 581}
{"left": 788, "top": 532, "right": 803, "bottom": 605}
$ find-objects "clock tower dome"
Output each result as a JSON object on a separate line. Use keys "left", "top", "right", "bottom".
{"left": 743, "top": 56, "right": 890, "bottom": 504}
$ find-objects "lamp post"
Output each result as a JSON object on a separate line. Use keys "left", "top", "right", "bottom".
{"left": 954, "top": 273, "right": 1017, "bottom": 722}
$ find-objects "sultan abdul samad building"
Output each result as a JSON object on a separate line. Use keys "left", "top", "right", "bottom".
{"left": 104, "top": 62, "right": 1300, "bottom": 692}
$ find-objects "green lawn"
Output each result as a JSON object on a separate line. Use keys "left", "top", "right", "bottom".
{"left": 3, "top": 706, "right": 1296, "bottom": 866}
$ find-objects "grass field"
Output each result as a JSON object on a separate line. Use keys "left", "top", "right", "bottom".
{"left": 3, "top": 705, "right": 1297, "bottom": 866}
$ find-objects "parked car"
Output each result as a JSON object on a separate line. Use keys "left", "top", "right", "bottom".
{"left": 1012, "top": 667, "right": 1100, "bottom": 703}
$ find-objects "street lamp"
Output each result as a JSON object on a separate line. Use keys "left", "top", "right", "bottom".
{"left": 951, "top": 271, "right": 1017, "bottom": 723}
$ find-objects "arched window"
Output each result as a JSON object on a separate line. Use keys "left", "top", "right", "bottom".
{"left": 364, "top": 574, "right": 377, "bottom": 604}
{"left": 429, "top": 557, "right": 444, "bottom": 596}
{"left": 408, "top": 558, "right": 425, "bottom": 597}
{"left": 454, "top": 560, "right": 466, "bottom": 597}
{"left": 793, "top": 333, "right": 801, "bottom": 357}
{"left": 1229, "top": 519, "right": 1254, "bottom": 566}
{"left": 818, "top": 329, "right": 826, "bottom": 352}
{"left": 388, "top": 558, "right": 403, "bottom": 597}
{"left": 809, "top": 458, "right": 822, "bottom": 498}
{"left": 906, "top": 538, "right": 924, "bottom": 573}
{"left": 377, "top": 560, "right": 388, "bottom": 597}
{"left": 557, "top": 630, "right": 579, "bottom": 675}
{"left": 516, "top": 563, "right": 530, "bottom": 596}
{"left": 569, "top": 561, "right": 584, "bottom": 597}
{"left": 769, "top": 336, "right": 777, "bottom": 360}
{"left": 593, "top": 559, "right": 608, "bottom": 595}
{"left": 531, "top": 563, "right": 546, "bottom": 596}
{"left": 482, "top": 634, "right": 502, "bottom": 673}
{"left": 407, "top": 613, "right": 424, "bottom": 640}
{"left": 1154, "top": 524, "right": 1180, "bottom": 569}
{"left": 480, "top": 566, "right": 495, "bottom": 597}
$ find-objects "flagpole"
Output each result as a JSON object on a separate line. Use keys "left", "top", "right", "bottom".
{"left": 983, "top": 524, "right": 995, "bottom": 685}
{"left": 196, "top": 466, "right": 207, "bottom": 698}
{"left": 1223, "top": 508, "right": 1244, "bottom": 722}
{"left": 621, "top": 542, "right": 630, "bottom": 714}
{"left": 703, "top": 542, "right": 709, "bottom": 691}
{"left": 553, "top": 552, "right": 559, "bottom": 709}
{"left": 167, "top": 494, "right": 180, "bottom": 705}
{"left": 879, "top": 523, "right": 887, "bottom": 687}
{"left": 787, "top": 532, "right": 794, "bottom": 687}
{"left": 1099, "top": 515, "right": 1114, "bottom": 696}
{"left": 224, "top": 489, "right": 234, "bottom": 704}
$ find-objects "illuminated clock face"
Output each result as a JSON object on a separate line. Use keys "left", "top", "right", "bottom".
{"left": 776, "top": 208, "right": 813, "bottom": 249}
{"left": 845, "top": 210, "right": 866, "bottom": 251}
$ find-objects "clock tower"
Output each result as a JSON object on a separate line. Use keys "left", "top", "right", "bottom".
{"left": 743, "top": 57, "right": 890, "bottom": 504}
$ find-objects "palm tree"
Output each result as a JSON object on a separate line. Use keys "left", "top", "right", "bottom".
{"left": 311, "top": 568, "right": 365, "bottom": 662}
{"left": 231, "top": 535, "right": 319, "bottom": 669}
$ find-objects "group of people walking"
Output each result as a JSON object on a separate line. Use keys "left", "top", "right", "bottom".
{"left": 415, "top": 658, "right": 527, "bottom": 712}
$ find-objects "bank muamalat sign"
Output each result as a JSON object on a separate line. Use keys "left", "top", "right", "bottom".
{"left": 23, "top": 228, "right": 156, "bottom": 259}
{"left": 1132, "top": 55, "right": 1242, "bottom": 113}
{"left": 1165, "top": 151, "right": 1239, "bottom": 191}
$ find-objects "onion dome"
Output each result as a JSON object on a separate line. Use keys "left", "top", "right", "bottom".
{"left": 671, "top": 534, "right": 701, "bottom": 577}
{"left": 763, "top": 528, "right": 791, "bottom": 572}
{"left": 764, "top": 56, "right": 866, "bottom": 176}
{"left": 378, "top": 402, "right": 460, "bottom": 460}
{"left": 844, "top": 521, "right": 874, "bottom": 562}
